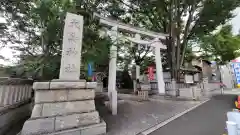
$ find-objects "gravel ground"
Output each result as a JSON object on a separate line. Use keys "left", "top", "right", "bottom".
{"left": 96, "top": 96, "right": 206, "bottom": 135}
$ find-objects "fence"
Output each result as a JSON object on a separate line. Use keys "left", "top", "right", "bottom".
{"left": 150, "top": 80, "right": 221, "bottom": 98}
{"left": 0, "top": 78, "right": 33, "bottom": 106}
{"left": 0, "top": 78, "right": 33, "bottom": 135}
{"left": 151, "top": 81, "right": 220, "bottom": 90}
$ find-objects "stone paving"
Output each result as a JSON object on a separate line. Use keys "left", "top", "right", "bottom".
{"left": 96, "top": 95, "right": 206, "bottom": 135}
{"left": 7, "top": 94, "right": 207, "bottom": 135}
{"left": 223, "top": 88, "right": 240, "bottom": 95}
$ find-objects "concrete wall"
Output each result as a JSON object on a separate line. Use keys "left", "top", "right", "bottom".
{"left": 220, "top": 64, "right": 235, "bottom": 88}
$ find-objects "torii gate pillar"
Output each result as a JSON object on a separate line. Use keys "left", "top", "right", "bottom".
{"left": 108, "top": 26, "right": 118, "bottom": 115}
{"left": 153, "top": 39, "right": 165, "bottom": 94}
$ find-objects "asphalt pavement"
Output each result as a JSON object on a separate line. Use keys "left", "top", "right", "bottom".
{"left": 149, "top": 95, "right": 235, "bottom": 135}
{"left": 4, "top": 117, "right": 29, "bottom": 135}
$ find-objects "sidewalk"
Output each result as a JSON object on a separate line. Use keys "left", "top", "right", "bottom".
{"left": 223, "top": 88, "right": 240, "bottom": 95}
{"left": 96, "top": 95, "right": 208, "bottom": 135}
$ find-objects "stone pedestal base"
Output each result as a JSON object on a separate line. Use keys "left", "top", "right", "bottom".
{"left": 203, "top": 90, "right": 212, "bottom": 98}
{"left": 166, "top": 90, "right": 177, "bottom": 97}
{"left": 192, "top": 86, "right": 202, "bottom": 100}
{"left": 138, "top": 91, "right": 149, "bottom": 100}
{"left": 166, "top": 79, "right": 177, "bottom": 97}
{"left": 21, "top": 80, "right": 106, "bottom": 135}
{"left": 95, "top": 83, "right": 103, "bottom": 93}
{"left": 202, "top": 77, "right": 210, "bottom": 97}
{"left": 179, "top": 87, "right": 202, "bottom": 100}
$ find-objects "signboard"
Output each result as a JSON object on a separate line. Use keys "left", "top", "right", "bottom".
{"left": 184, "top": 75, "right": 194, "bottom": 84}
{"left": 88, "top": 62, "right": 93, "bottom": 77}
{"left": 231, "top": 62, "right": 240, "bottom": 87}
{"left": 148, "top": 66, "right": 154, "bottom": 80}
{"left": 140, "top": 84, "right": 151, "bottom": 91}
{"left": 87, "top": 62, "right": 93, "bottom": 81}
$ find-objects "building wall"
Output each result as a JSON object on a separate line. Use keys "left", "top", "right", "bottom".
{"left": 220, "top": 64, "right": 235, "bottom": 88}
{"left": 211, "top": 62, "right": 221, "bottom": 82}
{"left": 202, "top": 62, "right": 212, "bottom": 80}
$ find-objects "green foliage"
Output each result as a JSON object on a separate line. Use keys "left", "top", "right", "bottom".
{"left": 1, "top": 0, "right": 240, "bottom": 80}
{"left": 199, "top": 25, "right": 240, "bottom": 64}
{"left": 191, "top": 0, "right": 240, "bottom": 37}
{"left": 102, "top": 0, "right": 240, "bottom": 78}
{"left": 0, "top": 0, "right": 112, "bottom": 79}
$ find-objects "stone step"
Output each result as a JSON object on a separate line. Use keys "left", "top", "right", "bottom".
{"left": 20, "top": 120, "right": 106, "bottom": 135}
{"left": 49, "top": 120, "right": 106, "bottom": 135}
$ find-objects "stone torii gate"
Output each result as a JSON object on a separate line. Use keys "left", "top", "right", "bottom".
{"left": 94, "top": 13, "right": 168, "bottom": 115}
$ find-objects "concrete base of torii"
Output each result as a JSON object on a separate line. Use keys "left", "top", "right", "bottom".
{"left": 20, "top": 80, "right": 106, "bottom": 135}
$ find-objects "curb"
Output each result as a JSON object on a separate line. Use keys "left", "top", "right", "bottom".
{"left": 138, "top": 99, "right": 210, "bottom": 135}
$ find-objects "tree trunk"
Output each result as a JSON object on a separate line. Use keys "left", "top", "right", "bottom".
{"left": 176, "top": 0, "right": 181, "bottom": 82}
{"left": 180, "top": 1, "right": 197, "bottom": 67}
{"left": 169, "top": 0, "right": 176, "bottom": 80}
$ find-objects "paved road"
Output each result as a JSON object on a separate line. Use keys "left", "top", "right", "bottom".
{"left": 5, "top": 117, "right": 29, "bottom": 135}
{"left": 150, "top": 95, "right": 235, "bottom": 135}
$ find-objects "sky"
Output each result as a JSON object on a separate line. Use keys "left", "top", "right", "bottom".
{"left": 1, "top": 8, "right": 240, "bottom": 66}
{"left": 231, "top": 7, "right": 240, "bottom": 34}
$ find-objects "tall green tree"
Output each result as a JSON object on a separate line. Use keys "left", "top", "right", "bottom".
{"left": 0, "top": 0, "right": 112, "bottom": 79}
{"left": 199, "top": 25, "right": 240, "bottom": 64}
{"left": 102, "top": 0, "right": 240, "bottom": 80}
{"left": 1, "top": 0, "right": 240, "bottom": 81}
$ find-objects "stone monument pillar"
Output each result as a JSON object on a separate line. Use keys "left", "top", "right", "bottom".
{"left": 21, "top": 12, "right": 106, "bottom": 135}
{"left": 168, "top": 79, "right": 177, "bottom": 97}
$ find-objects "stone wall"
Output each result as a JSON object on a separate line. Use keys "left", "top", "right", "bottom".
{"left": 178, "top": 87, "right": 202, "bottom": 100}
{"left": 21, "top": 80, "right": 106, "bottom": 135}
{"left": 163, "top": 77, "right": 221, "bottom": 99}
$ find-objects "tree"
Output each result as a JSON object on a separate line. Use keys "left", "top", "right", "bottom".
{"left": 102, "top": 0, "right": 240, "bottom": 80}
{"left": 1, "top": 0, "right": 240, "bottom": 81}
{"left": 199, "top": 25, "right": 240, "bottom": 64}
{"left": 0, "top": 0, "right": 112, "bottom": 79}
